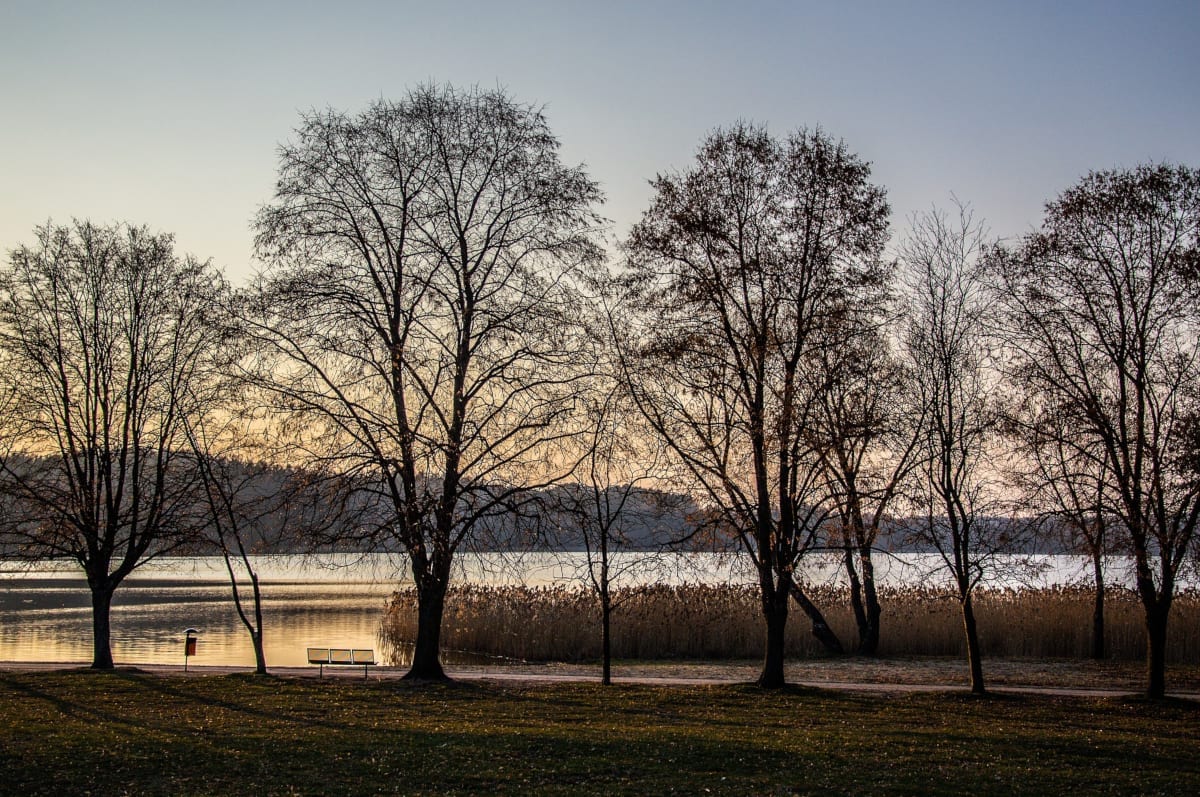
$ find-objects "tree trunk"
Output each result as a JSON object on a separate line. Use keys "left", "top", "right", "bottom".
{"left": 842, "top": 544, "right": 868, "bottom": 647}
{"left": 789, "top": 584, "right": 844, "bottom": 655}
{"left": 961, "top": 592, "right": 985, "bottom": 694}
{"left": 1090, "top": 550, "right": 1105, "bottom": 661}
{"left": 1133, "top": 548, "right": 1171, "bottom": 699}
{"left": 251, "top": 631, "right": 267, "bottom": 676}
{"left": 858, "top": 546, "right": 882, "bottom": 656}
{"left": 226, "top": 557, "right": 269, "bottom": 675}
{"left": 89, "top": 586, "right": 116, "bottom": 670}
{"left": 601, "top": 591, "right": 612, "bottom": 686}
{"left": 404, "top": 580, "right": 448, "bottom": 681}
{"left": 1144, "top": 603, "right": 1169, "bottom": 699}
{"left": 251, "top": 574, "right": 267, "bottom": 675}
{"left": 758, "top": 588, "right": 789, "bottom": 688}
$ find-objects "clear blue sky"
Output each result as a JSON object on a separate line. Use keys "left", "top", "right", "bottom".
{"left": 2, "top": 0, "right": 1197, "bottom": 282}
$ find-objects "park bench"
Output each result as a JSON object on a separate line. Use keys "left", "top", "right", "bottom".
{"left": 307, "top": 647, "right": 375, "bottom": 679}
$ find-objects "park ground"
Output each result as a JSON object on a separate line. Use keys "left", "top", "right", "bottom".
{"left": 2, "top": 657, "right": 1199, "bottom": 795}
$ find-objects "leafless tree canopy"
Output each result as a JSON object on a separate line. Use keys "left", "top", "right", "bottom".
{"left": 0, "top": 220, "right": 230, "bottom": 668}
{"left": 545, "top": 373, "right": 684, "bottom": 685}
{"left": 621, "top": 123, "right": 890, "bottom": 686}
{"left": 247, "top": 84, "right": 605, "bottom": 679}
{"left": 1006, "top": 411, "right": 1114, "bottom": 659}
{"left": 989, "top": 164, "right": 1200, "bottom": 697}
{"left": 899, "top": 203, "right": 1006, "bottom": 693}
{"left": 805, "top": 322, "right": 922, "bottom": 655}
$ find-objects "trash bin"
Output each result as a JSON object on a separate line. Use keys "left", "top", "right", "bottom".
{"left": 184, "top": 628, "right": 198, "bottom": 671}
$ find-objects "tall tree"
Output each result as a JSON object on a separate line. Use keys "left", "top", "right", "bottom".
{"left": 901, "top": 204, "right": 1001, "bottom": 694}
{"left": 989, "top": 164, "right": 1200, "bottom": 698}
{"left": 248, "top": 84, "right": 604, "bottom": 680}
{"left": 0, "top": 221, "right": 228, "bottom": 668}
{"left": 621, "top": 124, "right": 890, "bottom": 687}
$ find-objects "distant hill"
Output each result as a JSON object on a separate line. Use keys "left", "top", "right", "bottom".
{"left": 2, "top": 452, "right": 1082, "bottom": 557}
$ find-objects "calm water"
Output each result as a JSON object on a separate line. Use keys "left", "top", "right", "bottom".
{"left": 0, "top": 552, "right": 1165, "bottom": 668}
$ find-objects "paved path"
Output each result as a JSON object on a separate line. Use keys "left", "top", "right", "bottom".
{"left": 3, "top": 661, "right": 1196, "bottom": 700}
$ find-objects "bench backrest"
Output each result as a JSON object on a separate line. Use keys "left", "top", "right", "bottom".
{"left": 307, "top": 647, "right": 375, "bottom": 665}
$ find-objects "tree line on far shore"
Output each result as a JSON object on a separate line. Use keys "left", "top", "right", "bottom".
{"left": 1, "top": 83, "right": 1197, "bottom": 698}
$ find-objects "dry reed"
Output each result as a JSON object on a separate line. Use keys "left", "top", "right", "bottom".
{"left": 378, "top": 583, "right": 1200, "bottom": 664}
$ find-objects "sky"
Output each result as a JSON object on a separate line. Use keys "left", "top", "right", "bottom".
{"left": 1, "top": 0, "right": 1197, "bottom": 284}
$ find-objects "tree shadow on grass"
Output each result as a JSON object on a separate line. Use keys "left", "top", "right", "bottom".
{"left": 94, "top": 669, "right": 373, "bottom": 734}
{"left": 0, "top": 671, "right": 135, "bottom": 728}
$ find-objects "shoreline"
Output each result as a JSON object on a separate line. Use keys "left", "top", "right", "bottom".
{"left": 4, "top": 656, "right": 1199, "bottom": 700}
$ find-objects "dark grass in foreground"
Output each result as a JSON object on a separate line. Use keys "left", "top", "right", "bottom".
{"left": 2, "top": 671, "right": 1197, "bottom": 796}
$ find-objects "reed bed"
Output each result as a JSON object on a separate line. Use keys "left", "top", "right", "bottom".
{"left": 378, "top": 583, "right": 1200, "bottom": 664}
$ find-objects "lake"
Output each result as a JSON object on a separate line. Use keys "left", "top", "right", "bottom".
{"left": 0, "top": 552, "right": 1166, "bottom": 668}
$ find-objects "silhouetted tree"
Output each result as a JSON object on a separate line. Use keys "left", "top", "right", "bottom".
{"left": 549, "top": 379, "right": 681, "bottom": 685}
{"left": 806, "top": 324, "right": 924, "bottom": 656}
{"left": 0, "top": 221, "right": 229, "bottom": 668}
{"left": 989, "top": 165, "right": 1200, "bottom": 698}
{"left": 621, "top": 124, "right": 890, "bottom": 687}
{"left": 901, "top": 203, "right": 1002, "bottom": 694}
{"left": 248, "top": 84, "right": 604, "bottom": 680}
{"left": 184, "top": 404, "right": 332, "bottom": 675}
{"left": 1006, "top": 408, "right": 1114, "bottom": 660}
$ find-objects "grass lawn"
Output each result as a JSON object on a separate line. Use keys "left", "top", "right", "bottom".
{"left": 1, "top": 670, "right": 1197, "bottom": 796}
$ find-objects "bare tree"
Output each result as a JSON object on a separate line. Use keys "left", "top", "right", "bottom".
{"left": 1006, "top": 407, "right": 1114, "bottom": 660}
{"left": 548, "top": 378, "right": 684, "bottom": 685}
{"left": 184, "top": 403, "right": 330, "bottom": 675}
{"left": 0, "top": 221, "right": 229, "bottom": 668}
{"left": 621, "top": 124, "right": 890, "bottom": 687}
{"left": 900, "top": 204, "right": 1002, "bottom": 694}
{"left": 806, "top": 324, "right": 924, "bottom": 655}
{"left": 989, "top": 164, "right": 1200, "bottom": 698}
{"left": 247, "top": 84, "right": 604, "bottom": 680}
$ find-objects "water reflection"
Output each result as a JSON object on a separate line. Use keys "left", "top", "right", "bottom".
{"left": 0, "top": 578, "right": 392, "bottom": 667}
